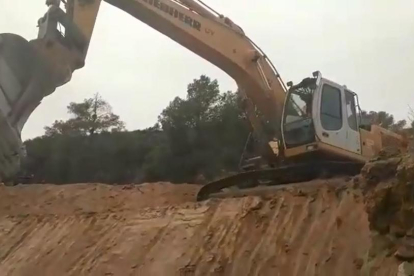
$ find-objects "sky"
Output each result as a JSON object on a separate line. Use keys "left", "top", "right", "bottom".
{"left": 1, "top": 0, "right": 413, "bottom": 140}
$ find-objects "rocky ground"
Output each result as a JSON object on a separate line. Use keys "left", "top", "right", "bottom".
{"left": 361, "top": 150, "right": 414, "bottom": 275}
{"left": 0, "top": 151, "right": 413, "bottom": 275}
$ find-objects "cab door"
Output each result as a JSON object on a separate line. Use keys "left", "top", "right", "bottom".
{"left": 313, "top": 79, "right": 360, "bottom": 154}
{"left": 314, "top": 79, "right": 347, "bottom": 150}
{"left": 344, "top": 89, "right": 361, "bottom": 154}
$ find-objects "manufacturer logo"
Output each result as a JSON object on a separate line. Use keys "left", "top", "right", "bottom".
{"left": 142, "top": 0, "right": 201, "bottom": 31}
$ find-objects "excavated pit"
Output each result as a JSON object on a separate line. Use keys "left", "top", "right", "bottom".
{"left": 1, "top": 151, "right": 413, "bottom": 275}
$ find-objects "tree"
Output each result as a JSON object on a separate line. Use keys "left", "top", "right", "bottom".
{"left": 44, "top": 93, "right": 125, "bottom": 136}
{"left": 44, "top": 119, "right": 82, "bottom": 136}
{"left": 361, "top": 110, "right": 407, "bottom": 132}
{"left": 23, "top": 76, "right": 250, "bottom": 184}
{"left": 390, "top": 119, "right": 407, "bottom": 133}
{"left": 153, "top": 75, "right": 250, "bottom": 182}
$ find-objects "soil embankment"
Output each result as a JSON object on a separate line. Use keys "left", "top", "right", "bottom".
{"left": 2, "top": 152, "right": 414, "bottom": 275}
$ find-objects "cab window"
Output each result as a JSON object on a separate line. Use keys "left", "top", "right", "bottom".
{"left": 345, "top": 90, "right": 358, "bottom": 131}
{"left": 320, "top": 84, "right": 342, "bottom": 131}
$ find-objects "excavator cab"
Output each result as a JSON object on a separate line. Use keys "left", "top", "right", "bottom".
{"left": 282, "top": 71, "right": 365, "bottom": 163}
{"left": 241, "top": 72, "right": 368, "bottom": 170}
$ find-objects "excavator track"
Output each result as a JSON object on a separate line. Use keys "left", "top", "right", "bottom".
{"left": 196, "top": 161, "right": 363, "bottom": 201}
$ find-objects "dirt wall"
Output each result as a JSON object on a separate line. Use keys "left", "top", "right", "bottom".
{"left": 0, "top": 179, "right": 400, "bottom": 276}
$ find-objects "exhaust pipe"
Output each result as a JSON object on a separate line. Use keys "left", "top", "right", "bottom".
{"left": 0, "top": 33, "right": 57, "bottom": 182}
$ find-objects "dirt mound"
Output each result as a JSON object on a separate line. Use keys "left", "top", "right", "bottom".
{"left": 0, "top": 179, "right": 400, "bottom": 276}
{"left": 4, "top": 153, "right": 414, "bottom": 276}
{"left": 0, "top": 182, "right": 200, "bottom": 216}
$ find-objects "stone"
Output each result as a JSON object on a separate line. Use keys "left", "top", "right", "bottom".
{"left": 398, "top": 262, "right": 414, "bottom": 276}
{"left": 361, "top": 157, "right": 401, "bottom": 186}
{"left": 395, "top": 243, "right": 414, "bottom": 262}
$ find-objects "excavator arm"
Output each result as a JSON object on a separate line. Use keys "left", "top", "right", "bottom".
{"left": 32, "top": 0, "right": 287, "bottom": 157}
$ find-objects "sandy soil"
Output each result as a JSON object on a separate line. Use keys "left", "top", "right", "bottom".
{"left": 0, "top": 182, "right": 200, "bottom": 216}
{"left": 0, "top": 179, "right": 399, "bottom": 276}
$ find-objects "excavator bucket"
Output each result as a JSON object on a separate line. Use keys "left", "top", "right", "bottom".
{"left": 0, "top": 33, "right": 56, "bottom": 182}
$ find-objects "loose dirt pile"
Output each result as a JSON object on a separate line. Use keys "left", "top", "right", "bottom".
{"left": 0, "top": 153, "right": 413, "bottom": 275}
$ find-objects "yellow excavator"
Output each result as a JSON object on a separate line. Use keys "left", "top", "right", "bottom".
{"left": 0, "top": 0, "right": 406, "bottom": 199}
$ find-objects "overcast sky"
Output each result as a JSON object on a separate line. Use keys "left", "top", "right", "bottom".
{"left": 1, "top": 0, "right": 413, "bottom": 140}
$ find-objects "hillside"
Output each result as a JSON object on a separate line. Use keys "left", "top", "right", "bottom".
{"left": 0, "top": 153, "right": 413, "bottom": 275}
